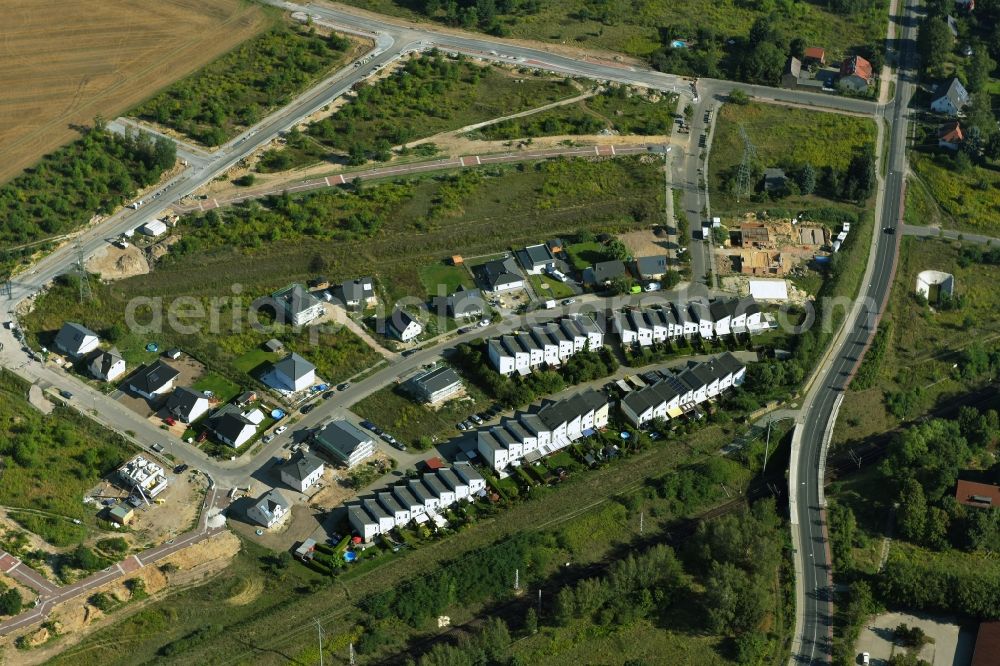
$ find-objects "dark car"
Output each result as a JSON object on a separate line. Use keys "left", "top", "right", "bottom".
{"left": 174, "top": 464, "right": 189, "bottom": 474}
{"left": 59, "top": 389, "right": 73, "bottom": 399}
{"left": 402, "top": 349, "right": 418, "bottom": 357}
{"left": 323, "top": 390, "right": 336, "bottom": 399}
{"left": 883, "top": 226, "right": 895, "bottom": 234}
{"left": 337, "top": 382, "right": 351, "bottom": 391}
{"left": 360, "top": 420, "right": 377, "bottom": 431}
{"left": 300, "top": 403, "right": 315, "bottom": 414}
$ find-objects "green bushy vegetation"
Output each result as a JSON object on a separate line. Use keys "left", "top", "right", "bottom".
{"left": 0, "top": 584, "right": 23, "bottom": 617}
{"left": 305, "top": 52, "right": 576, "bottom": 164}
{"left": 711, "top": 101, "right": 877, "bottom": 212}
{"left": 836, "top": 238, "right": 1000, "bottom": 445}
{"left": 850, "top": 321, "right": 891, "bottom": 390}
{"left": 0, "top": 371, "right": 135, "bottom": 537}
{"left": 0, "top": 126, "right": 175, "bottom": 272}
{"left": 475, "top": 86, "right": 677, "bottom": 140}
{"left": 339, "top": 0, "right": 885, "bottom": 82}
{"left": 133, "top": 25, "right": 352, "bottom": 146}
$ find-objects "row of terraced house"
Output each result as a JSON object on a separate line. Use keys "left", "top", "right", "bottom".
{"left": 620, "top": 353, "right": 747, "bottom": 426}
{"left": 487, "top": 314, "right": 604, "bottom": 376}
{"left": 477, "top": 388, "right": 610, "bottom": 471}
{"left": 346, "top": 462, "right": 486, "bottom": 541}
{"left": 612, "top": 298, "right": 765, "bottom": 346}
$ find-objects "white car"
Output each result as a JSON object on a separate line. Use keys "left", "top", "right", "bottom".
{"left": 861, "top": 652, "right": 870, "bottom": 666}
{"left": 274, "top": 425, "right": 287, "bottom": 436}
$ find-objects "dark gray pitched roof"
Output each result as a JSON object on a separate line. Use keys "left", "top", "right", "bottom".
{"left": 130, "top": 360, "right": 179, "bottom": 394}
{"left": 283, "top": 450, "right": 324, "bottom": 483}
{"left": 588, "top": 260, "right": 627, "bottom": 284}
{"left": 477, "top": 257, "right": 522, "bottom": 289}
{"left": 432, "top": 286, "right": 484, "bottom": 317}
{"left": 407, "top": 365, "right": 462, "bottom": 396}
{"left": 91, "top": 348, "right": 123, "bottom": 376}
{"left": 516, "top": 243, "right": 555, "bottom": 270}
{"left": 634, "top": 255, "right": 668, "bottom": 277}
{"left": 166, "top": 387, "right": 207, "bottom": 418}
{"left": 274, "top": 352, "right": 315, "bottom": 382}
{"left": 273, "top": 283, "right": 322, "bottom": 316}
{"left": 537, "top": 388, "right": 606, "bottom": 429}
{"left": 208, "top": 403, "right": 255, "bottom": 441}
{"left": 55, "top": 322, "right": 98, "bottom": 354}
{"left": 935, "top": 77, "right": 969, "bottom": 110}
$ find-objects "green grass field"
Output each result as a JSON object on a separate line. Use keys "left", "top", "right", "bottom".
{"left": 350, "top": 382, "right": 488, "bottom": 447}
{"left": 528, "top": 273, "right": 575, "bottom": 299}
{"left": 190, "top": 372, "right": 241, "bottom": 404}
{"left": 834, "top": 237, "right": 1000, "bottom": 446}
{"left": 563, "top": 240, "right": 606, "bottom": 271}
{"left": 475, "top": 87, "right": 677, "bottom": 140}
{"left": 909, "top": 151, "right": 1000, "bottom": 233}
{"left": 418, "top": 261, "right": 474, "bottom": 297}
{"left": 0, "top": 372, "right": 136, "bottom": 539}
{"left": 710, "top": 101, "right": 877, "bottom": 214}
{"left": 337, "top": 0, "right": 886, "bottom": 65}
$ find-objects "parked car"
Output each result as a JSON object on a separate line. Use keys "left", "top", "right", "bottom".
{"left": 59, "top": 389, "right": 73, "bottom": 399}
{"left": 151, "top": 442, "right": 165, "bottom": 452}
{"left": 477, "top": 319, "right": 490, "bottom": 328}
{"left": 337, "top": 382, "right": 351, "bottom": 391}
{"left": 164, "top": 416, "right": 177, "bottom": 426}
{"left": 461, "top": 420, "right": 474, "bottom": 430}
{"left": 457, "top": 422, "right": 467, "bottom": 431}
{"left": 174, "top": 464, "right": 189, "bottom": 474}
{"left": 470, "top": 414, "right": 483, "bottom": 425}
{"left": 360, "top": 420, "right": 377, "bottom": 431}
{"left": 300, "top": 403, "right": 315, "bottom": 414}
{"left": 275, "top": 425, "right": 288, "bottom": 435}
{"left": 562, "top": 298, "right": 576, "bottom": 305}
{"left": 323, "top": 390, "right": 336, "bottom": 399}
{"left": 262, "top": 434, "right": 274, "bottom": 444}
{"left": 381, "top": 433, "right": 394, "bottom": 443}
{"left": 402, "top": 349, "right": 418, "bottom": 357}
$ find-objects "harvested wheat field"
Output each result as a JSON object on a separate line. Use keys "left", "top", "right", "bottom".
{"left": 0, "top": 0, "right": 272, "bottom": 184}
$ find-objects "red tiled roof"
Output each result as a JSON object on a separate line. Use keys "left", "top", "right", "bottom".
{"left": 972, "top": 621, "right": 1000, "bottom": 666}
{"left": 938, "top": 121, "right": 964, "bottom": 143}
{"left": 840, "top": 55, "right": 873, "bottom": 81}
{"left": 955, "top": 479, "right": 1000, "bottom": 508}
{"left": 424, "top": 456, "right": 445, "bottom": 470}
{"left": 804, "top": 47, "right": 826, "bottom": 61}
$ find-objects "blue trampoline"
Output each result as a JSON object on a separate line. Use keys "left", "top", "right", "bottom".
{"left": 271, "top": 409, "right": 285, "bottom": 420}
{"left": 343, "top": 551, "right": 357, "bottom": 563}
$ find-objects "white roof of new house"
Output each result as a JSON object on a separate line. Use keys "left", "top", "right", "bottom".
{"left": 139, "top": 219, "right": 167, "bottom": 236}
{"left": 748, "top": 279, "right": 789, "bottom": 301}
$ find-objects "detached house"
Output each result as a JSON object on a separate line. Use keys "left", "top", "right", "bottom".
{"left": 431, "top": 286, "right": 485, "bottom": 319}
{"left": 280, "top": 450, "right": 325, "bottom": 493}
{"left": 515, "top": 243, "right": 557, "bottom": 275}
{"left": 634, "top": 255, "right": 668, "bottom": 281}
{"left": 207, "top": 404, "right": 257, "bottom": 448}
{"left": 938, "top": 121, "right": 965, "bottom": 150}
{"left": 272, "top": 283, "right": 325, "bottom": 326}
{"left": 332, "top": 277, "right": 377, "bottom": 310}
{"left": 584, "top": 260, "right": 627, "bottom": 287}
{"left": 387, "top": 308, "right": 423, "bottom": 342}
{"left": 312, "top": 419, "right": 374, "bottom": 468}
{"left": 405, "top": 364, "right": 464, "bottom": 404}
{"left": 128, "top": 361, "right": 179, "bottom": 400}
{"left": 271, "top": 352, "right": 316, "bottom": 392}
{"left": 476, "top": 256, "right": 524, "bottom": 293}
{"left": 839, "top": 55, "right": 873, "bottom": 93}
{"left": 89, "top": 348, "right": 125, "bottom": 382}
{"left": 165, "top": 387, "right": 210, "bottom": 423}
{"left": 931, "top": 78, "right": 970, "bottom": 116}
{"left": 55, "top": 322, "right": 99, "bottom": 358}
{"left": 248, "top": 489, "right": 291, "bottom": 528}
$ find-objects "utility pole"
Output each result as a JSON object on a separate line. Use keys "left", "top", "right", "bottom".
{"left": 349, "top": 642, "right": 356, "bottom": 666}
{"left": 315, "top": 619, "right": 324, "bottom": 666}
{"left": 639, "top": 512, "right": 644, "bottom": 535}
{"left": 537, "top": 589, "right": 542, "bottom": 617}
{"left": 514, "top": 568, "right": 520, "bottom": 592}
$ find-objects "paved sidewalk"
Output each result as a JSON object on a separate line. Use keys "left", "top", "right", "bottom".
{"left": 901, "top": 223, "right": 999, "bottom": 246}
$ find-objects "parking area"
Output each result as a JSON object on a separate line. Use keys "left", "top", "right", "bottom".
{"left": 855, "top": 611, "right": 976, "bottom": 666}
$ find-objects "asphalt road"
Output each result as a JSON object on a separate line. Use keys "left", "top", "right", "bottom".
{"left": 788, "top": 1, "right": 917, "bottom": 663}
{"left": 0, "top": 480, "right": 227, "bottom": 636}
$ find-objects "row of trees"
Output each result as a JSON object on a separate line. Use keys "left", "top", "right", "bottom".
{"left": 451, "top": 342, "right": 617, "bottom": 409}
{"left": 0, "top": 125, "right": 175, "bottom": 261}
{"left": 134, "top": 27, "right": 350, "bottom": 146}
{"left": 724, "top": 144, "right": 876, "bottom": 203}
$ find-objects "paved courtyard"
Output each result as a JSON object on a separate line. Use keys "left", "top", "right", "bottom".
{"left": 855, "top": 611, "right": 976, "bottom": 666}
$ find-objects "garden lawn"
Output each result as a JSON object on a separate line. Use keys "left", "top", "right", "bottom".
{"left": 418, "top": 261, "right": 474, "bottom": 297}
{"left": 528, "top": 274, "right": 575, "bottom": 299}
{"left": 563, "top": 240, "right": 606, "bottom": 271}
{"left": 0, "top": 372, "right": 136, "bottom": 533}
{"left": 190, "top": 372, "right": 241, "bottom": 403}
{"left": 834, "top": 237, "right": 1000, "bottom": 446}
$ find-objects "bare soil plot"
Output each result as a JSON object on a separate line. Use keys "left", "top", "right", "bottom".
{"left": 0, "top": 0, "right": 269, "bottom": 184}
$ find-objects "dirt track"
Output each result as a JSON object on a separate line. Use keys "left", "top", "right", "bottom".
{"left": 0, "top": 0, "right": 269, "bottom": 184}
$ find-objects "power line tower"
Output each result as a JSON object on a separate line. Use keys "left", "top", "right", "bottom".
{"left": 315, "top": 618, "right": 324, "bottom": 666}
{"left": 735, "top": 124, "right": 758, "bottom": 202}
{"left": 75, "top": 243, "right": 92, "bottom": 303}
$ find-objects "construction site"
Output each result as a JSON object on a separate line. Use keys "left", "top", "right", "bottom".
{"left": 713, "top": 213, "right": 831, "bottom": 278}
